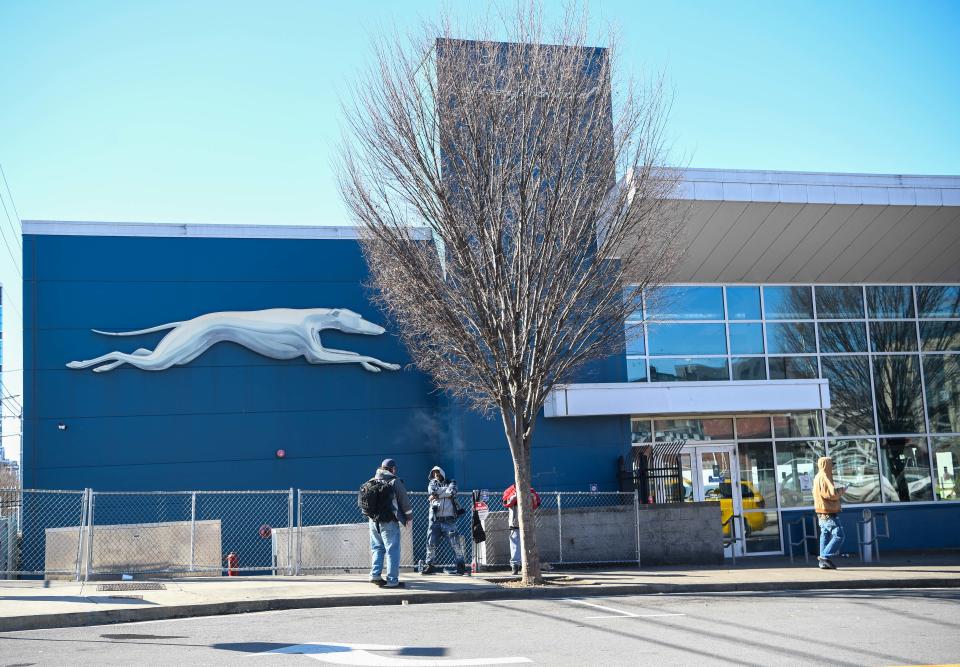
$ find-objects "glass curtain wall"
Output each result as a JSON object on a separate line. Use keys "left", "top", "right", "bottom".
{"left": 625, "top": 284, "right": 960, "bottom": 510}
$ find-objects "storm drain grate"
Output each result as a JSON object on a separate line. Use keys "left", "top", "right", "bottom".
{"left": 96, "top": 582, "right": 166, "bottom": 592}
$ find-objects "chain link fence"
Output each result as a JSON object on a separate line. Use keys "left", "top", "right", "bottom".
{"left": 1, "top": 488, "right": 641, "bottom": 579}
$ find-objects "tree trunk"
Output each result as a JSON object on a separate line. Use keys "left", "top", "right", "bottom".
{"left": 505, "top": 421, "right": 542, "bottom": 585}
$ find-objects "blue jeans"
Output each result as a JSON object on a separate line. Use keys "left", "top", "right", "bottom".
{"left": 425, "top": 516, "right": 464, "bottom": 564}
{"left": 509, "top": 528, "right": 520, "bottom": 565}
{"left": 369, "top": 520, "right": 401, "bottom": 584}
{"left": 818, "top": 515, "right": 844, "bottom": 559}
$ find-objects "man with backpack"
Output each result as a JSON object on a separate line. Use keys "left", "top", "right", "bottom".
{"left": 358, "top": 458, "right": 413, "bottom": 588}
{"left": 421, "top": 466, "right": 466, "bottom": 575}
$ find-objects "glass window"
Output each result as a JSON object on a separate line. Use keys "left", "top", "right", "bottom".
{"left": 654, "top": 417, "right": 734, "bottom": 442}
{"left": 867, "top": 286, "right": 914, "bottom": 319}
{"left": 626, "top": 358, "right": 647, "bottom": 382}
{"left": 732, "top": 357, "right": 767, "bottom": 380}
{"left": 873, "top": 355, "right": 925, "bottom": 434}
{"left": 625, "top": 287, "right": 643, "bottom": 320}
{"left": 647, "top": 323, "right": 726, "bottom": 356}
{"left": 924, "top": 355, "right": 960, "bottom": 433}
{"left": 878, "top": 437, "right": 933, "bottom": 502}
{"left": 766, "top": 322, "right": 816, "bottom": 354}
{"left": 869, "top": 321, "right": 918, "bottom": 352}
{"left": 917, "top": 286, "right": 960, "bottom": 318}
{"left": 625, "top": 323, "right": 645, "bottom": 355}
{"left": 763, "top": 286, "right": 813, "bottom": 320}
{"left": 650, "top": 357, "right": 729, "bottom": 382}
{"left": 646, "top": 286, "right": 724, "bottom": 320}
{"left": 769, "top": 356, "right": 818, "bottom": 380}
{"left": 631, "top": 419, "right": 652, "bottom": 444}
{"left": 932, "top": 437, "right": 959, "bottom": 501}
{"left": 920, "top": 321, "right": 960, "bottom": 352}
{"left": 829, "top": 439, "right": 882, "bottom": 504}
{"left": 774, "top": 411, "right": 822, "bottom": 438}
{"left": 737, "top": 416, "right": 772, "bottom": 439}
{"left": 729, "top": 323, "right": 764, "bottom": 354}
{"left": 818, "top": 321, "right": 868, "bottom": 353}
{"left": 815, "top": 286, "right": 865, "bottom": 319}
{"left": 726, "top": 286, "right": 761, "bottom": 320}
{"left": 738, "top": 441, "right": 780, "bottom": 552}
{"left": 775, "top": 440, "right": 825, "bottom": 508}
{"left": 820, "top": 356, "right": 875, "bottom": 436}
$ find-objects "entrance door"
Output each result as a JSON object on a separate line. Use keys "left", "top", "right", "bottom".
{"left": 687, "top": 446, "right": 744, "bottom": 558}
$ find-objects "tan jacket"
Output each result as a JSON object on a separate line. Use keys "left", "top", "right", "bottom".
{"left": 813, "top": 457, "right": 842, "bottom": 514}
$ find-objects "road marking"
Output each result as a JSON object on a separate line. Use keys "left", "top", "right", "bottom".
{"left": 563, "top": 598, "right": 686, "bottom": 620}
{"left": 253, "top": 642, "right": 531, "bottom": 665}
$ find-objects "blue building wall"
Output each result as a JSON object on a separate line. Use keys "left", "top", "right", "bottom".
{"left": 22, "top": 232, "right": 630, "bottom": 494}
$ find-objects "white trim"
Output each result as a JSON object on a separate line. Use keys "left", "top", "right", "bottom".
{"left": 545, "top": 379, "right": 830, "bottom": 418}
{"left": 675, "top": 168, "right": 960, "bottom": 206}
{"left": 22, "top": 220, "right": 434, "bottom": 241}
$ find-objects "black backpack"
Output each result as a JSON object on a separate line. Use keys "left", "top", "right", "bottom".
{"left": 358, "top": 477, "right": 396, "bottom": 522}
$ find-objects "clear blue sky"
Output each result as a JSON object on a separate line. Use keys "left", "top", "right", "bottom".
{"left": 1, "top": 0, "right": 958, "bottom": 227}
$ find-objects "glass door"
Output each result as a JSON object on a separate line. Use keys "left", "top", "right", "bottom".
{"left": 689, "top": 446, "right": 744, "bottom": 558}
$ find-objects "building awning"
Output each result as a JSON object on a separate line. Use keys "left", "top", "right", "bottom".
{"left": 544, "top": 379, "right": 831, "bottom": 418}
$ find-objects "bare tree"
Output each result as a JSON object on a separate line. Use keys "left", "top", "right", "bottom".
{"left": 339, "top": 3, "right": 685, "bottom": 583}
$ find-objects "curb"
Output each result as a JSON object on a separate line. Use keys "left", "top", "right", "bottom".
{"left": 2, "top": 577, "right": 958, "bottom": 633}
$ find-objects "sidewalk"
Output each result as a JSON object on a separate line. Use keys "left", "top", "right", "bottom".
{"left": 2, "top": 553, "right": 958, "bottom": 633}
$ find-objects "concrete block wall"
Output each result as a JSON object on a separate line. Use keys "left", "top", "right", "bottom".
{"left": 637, "top": 502, "right": 723, "bottom": 565}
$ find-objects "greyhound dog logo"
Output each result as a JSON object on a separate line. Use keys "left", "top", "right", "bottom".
{"left": 66, "top": 308, "right": 401, "bottom": 373}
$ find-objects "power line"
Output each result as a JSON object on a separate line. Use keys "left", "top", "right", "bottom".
{"left": 0, "top": 186, "right": 22, "bottom": 253}
{"left": 0, "top": 164, "right": 23, "bottom": 237}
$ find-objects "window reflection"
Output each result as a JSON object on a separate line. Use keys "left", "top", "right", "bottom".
{"left": 646, "top": 286, "right": 724, "bottom": 320}
{"left": 655, "top": 418, "right": 734, "bottom": 441}
{"left": 726, "top": 286, "right": 761, "bottom": 320}
{"left": 878, "top": 437, "right": 933, "bottom": 502}
{"left": 920, "top": 321, "right": 960, "bottom": 352}
{"left": 650, "top": 358, "right": 729, "bottom": 382}
{"left": 631, "top": 419, "right": 652, "bottom": 443}
{"left": 820, "top": 356, "right": 875, "bottom": 436}
{"left": 648, "top": 323, "right": 726, "bottom": 356}
{"left": 873, "top": 356, "right": 925, "bottom": 434}
{"left": 767, "top": 322, "right": 816, "bottom": 354}
{"left": 869, "top": 321, "right": 918, "bottom": 352}
{"left": 737, "top": 416, "right": 772, "bottom": 439}
{"left": 924, "top": 355, "right": 960, "bottom": 433}
{"left": 773, "top": 411, "right": 822, "bottom": 438}
{"left": 763, "top": 286, "right": 813, "bottom": 320}
{"left": 932, "top": 437, "right": 959, "bottom": 500}
{"left": 768, "top": 356, "right": 817, "bottom": 379}
{"left": 818, "top": 321, "right": 868, "bottom": 353}
{"left": 815, "top": 286, "right": 865, "bottom": 319}
{"left": 916, "top": 286, "right": 960, "bottom": 318}
{"left": 828, "top": 439, "right": 882, "bottom": 504}
{"left": 625, "top": 323, "right": 645, "bottom": 355}
{"left": 730, "top": 323, "right": 764, "bottom": 354}
{"left": 867, "top": 286, "right": 914, "bottom": 319}
{"left": 775, "top": 440, "right": 825, "bottom": 508}
{"left": 626, "top": 358, "right": 647, "bottom": 382}
{"left": 732, "top": 357, "right": 766, "bottom": 380}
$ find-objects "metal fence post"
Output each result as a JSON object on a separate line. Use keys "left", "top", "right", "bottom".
{"left": 296, "top": 490, "right": 303, "bottom": 576}
{"left": 189, "top": 492, "right": 197, "bottom": 572}
{"left": 556, "top": 492, "right": 563, "bottom": 566}
{"left": 74, "top": 489, "right": 89, "bottom": 582}
{"left": 84, "top": 490, "right": 96, "bottom": 581}
{"left": 634, "top": 490, "right": 641, "bottom": 568}
{"left": 287, "top": 488, "right": 294, "bottom": 576}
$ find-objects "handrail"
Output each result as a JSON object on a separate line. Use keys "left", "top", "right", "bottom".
{"left": 786, "top": 513, "right": 819, "bottom": 564}
{"left": 721, "top": 513, "right": 741, "bottom": 566}
{"left": 856, "top": 511, "right": 890, "bottom": 562}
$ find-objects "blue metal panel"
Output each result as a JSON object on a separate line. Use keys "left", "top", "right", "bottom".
{"left": 23, "top": 233, "right": 631, "bottom": 493}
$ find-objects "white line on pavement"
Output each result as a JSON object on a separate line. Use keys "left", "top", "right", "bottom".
{"left": 583, "top": 613, "right": 687, "bottom": 620}
{"left": 563, "top": 598, "right": 686, "bottom": 620}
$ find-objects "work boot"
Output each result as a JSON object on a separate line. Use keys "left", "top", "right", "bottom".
{"left": 511, "top": 563, "right": 520, "bottom": 576}
{"left": 420, "top": 562, "right": 436, "bottom": 575}
{"left": 455, "top": 562, "right": 466, "bottom": 576}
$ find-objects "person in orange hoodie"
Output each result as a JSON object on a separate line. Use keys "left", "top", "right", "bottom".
{"left": 813, "top": 456, "right": 846, "bottom": 569}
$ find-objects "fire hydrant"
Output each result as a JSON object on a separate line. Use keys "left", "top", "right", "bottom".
{"left": 225, "top": 552, "right": 239, "bottom": 577}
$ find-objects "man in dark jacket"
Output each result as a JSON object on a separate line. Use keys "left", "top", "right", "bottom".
{"left": 421, "top": 466, "right": 465, "bottom": 575}
{"left": 369, "top": 458, "right": 413, "bottom": 588}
